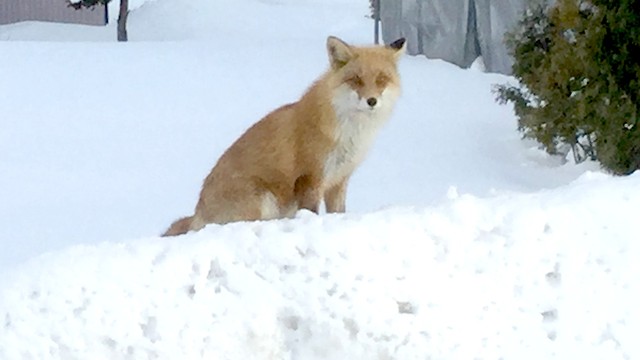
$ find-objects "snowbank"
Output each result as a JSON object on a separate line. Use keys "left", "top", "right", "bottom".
{"left": 2, "top": 172, "right": 638, "bottom": 359}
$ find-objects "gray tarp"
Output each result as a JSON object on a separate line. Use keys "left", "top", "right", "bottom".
{"left": 380, "top": 0, "right": 529, "bottom": 74}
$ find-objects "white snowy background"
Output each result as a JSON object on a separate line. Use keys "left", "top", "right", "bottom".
{"left": 1, "top": 0, "right": 638, "bottom": 358}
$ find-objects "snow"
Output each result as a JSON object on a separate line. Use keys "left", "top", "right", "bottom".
{"left": 1, "top": 0, "right": 638, "bottom": 358}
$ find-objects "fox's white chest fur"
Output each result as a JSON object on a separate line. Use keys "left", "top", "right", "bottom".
{"left": 323, "top": 85, "right": 398, "bottom": 187}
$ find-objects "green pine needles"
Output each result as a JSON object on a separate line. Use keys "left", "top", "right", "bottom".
{"left": 496, "top": 0, "right": 640, "bottom": 175}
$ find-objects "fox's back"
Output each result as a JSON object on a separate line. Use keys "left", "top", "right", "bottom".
{"left": 209, "top": 103, "right": 299, "bottom": 183}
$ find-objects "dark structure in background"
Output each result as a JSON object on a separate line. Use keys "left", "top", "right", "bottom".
{"left": 0, "top": 0, "right": 106, "bottom": 26}
{"left": 379, "top": 0, "right": 532, "bottom": 74}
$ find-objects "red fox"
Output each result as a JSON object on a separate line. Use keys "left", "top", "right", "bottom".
{"left": 163, "top": 36, "right": 406, "bottom": 236}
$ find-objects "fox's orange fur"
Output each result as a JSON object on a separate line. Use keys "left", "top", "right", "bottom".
{"left": 163, "top": 36, "right": 406, "bottom": 236}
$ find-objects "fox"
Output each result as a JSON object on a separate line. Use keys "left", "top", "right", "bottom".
{"left": 162, "top": 36, "right": 406, "bottom": 236}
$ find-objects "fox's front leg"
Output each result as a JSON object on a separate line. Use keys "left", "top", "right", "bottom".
{"left": 295, "top": 175, "right": 322, "bottom": 213}
{"left": 324, "top": 178, "right": 348, "bottom": 213}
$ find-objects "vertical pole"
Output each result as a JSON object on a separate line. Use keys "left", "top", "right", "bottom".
{"left": 104, "top": 1, "right": 109, "bottom": 25}
{"left": 374, "top": 0, "right": 381, "bottom": 44}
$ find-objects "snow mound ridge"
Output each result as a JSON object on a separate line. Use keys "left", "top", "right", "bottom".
{"left": 1, "top": 173, "right": 639, "bottom": 359}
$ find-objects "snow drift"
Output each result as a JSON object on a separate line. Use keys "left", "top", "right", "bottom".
{"left": 1, "top": 172, "right": 639, "bottom": 359}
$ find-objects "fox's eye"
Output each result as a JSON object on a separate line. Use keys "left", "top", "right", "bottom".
{"left": 347, "top": 76, "right": 364, "bottom": 87}
{"left": 376, "top": 73, "right": 390, "bottom": 87}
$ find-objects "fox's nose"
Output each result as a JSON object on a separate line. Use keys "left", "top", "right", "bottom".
{"left": 367, "top": 97, "right": 378, "bottom": 107}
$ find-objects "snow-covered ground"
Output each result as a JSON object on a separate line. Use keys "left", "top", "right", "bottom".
{"left": 1, "top": 0, "right": 638, "bottom": 358}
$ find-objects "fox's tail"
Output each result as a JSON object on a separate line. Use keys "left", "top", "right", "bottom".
{"left": 162, "top": 216, "right": 193, "bottom": 237}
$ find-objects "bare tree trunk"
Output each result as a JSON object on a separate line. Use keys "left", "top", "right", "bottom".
{"left": 117, "top": 0, "right": 128, "bottom": 42}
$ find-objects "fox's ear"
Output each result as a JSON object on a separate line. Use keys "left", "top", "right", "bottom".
{"left": 327, "top": 36, "right": 354, "bottom": 69}
{"left": 388, "top": 38, "right": 406, "bottom": 58}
